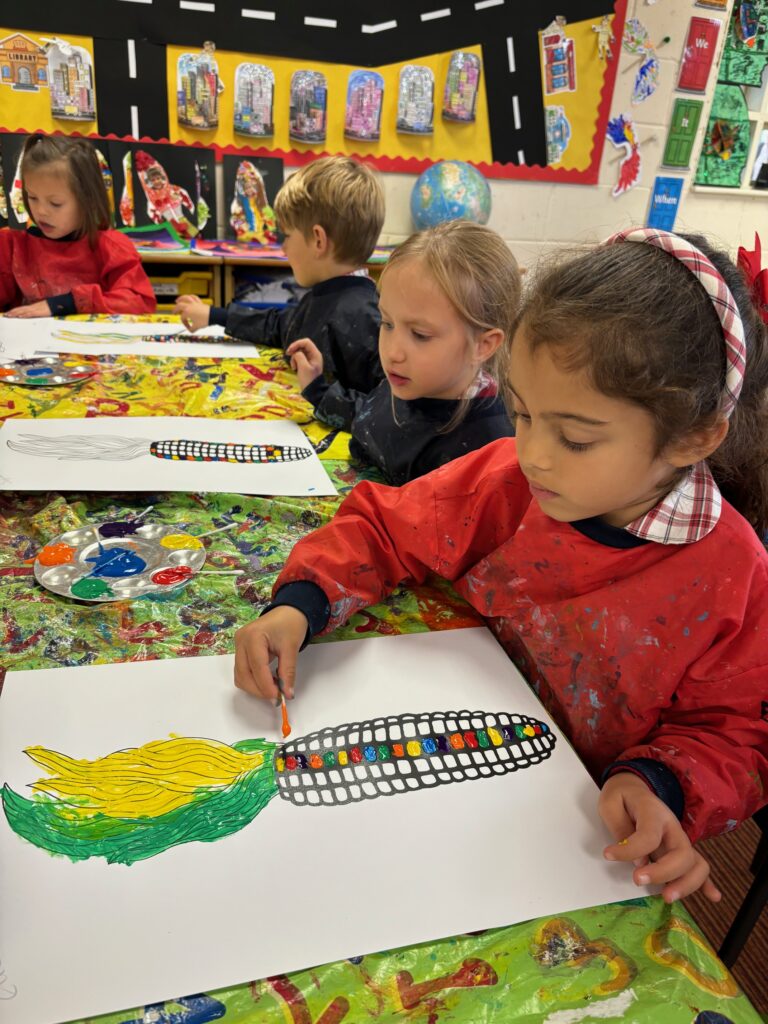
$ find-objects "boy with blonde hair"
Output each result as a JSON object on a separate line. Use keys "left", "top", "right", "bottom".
{"left": 176, "top": 156, "right": 385, "bottom": 420}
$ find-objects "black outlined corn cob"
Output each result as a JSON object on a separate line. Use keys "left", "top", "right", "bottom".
{"left": 149, "top": 439, "right": 310, "bottom": 463}
{"left": 6, "top": 434, "right": 312, "bottom": 463}
{"left": 274, "top": 710, "right": 556, "bottom": 807}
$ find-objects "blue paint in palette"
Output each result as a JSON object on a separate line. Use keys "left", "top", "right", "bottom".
{"left": 85, "top": 546, "right": 147, "bottom": 578}
{"left": 26, "top": 367, "right": 54, "bottom": 377}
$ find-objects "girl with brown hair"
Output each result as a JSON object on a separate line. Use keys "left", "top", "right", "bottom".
{"left": 0, "top": 135, "right": 155, "bottom": 317}
{"left": 235, "top": 228, "right": 768, "bottom": 906}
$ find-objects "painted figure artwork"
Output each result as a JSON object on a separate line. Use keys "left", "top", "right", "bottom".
{"left": 94, "top": 147, "right": 115, "bottom": 225}
{"left": 44, "top": 36, "right": 95, "bottom": 120}
{"left": 119, "top": 151, "right": 135, "bottom": 226}
{"left": 592, "top": 15, "right": 615, "bottom": 61}
{"left": 397, "top": 65, "right": 435, "bottom": 134}
{"left": 622, "top": 18, "right": 661, "bottom": 105}
{"left": 606, "top": 114, "right": 642, "bottom": 196}
{"left": 5, "top": 434, "right": 313, "bottom": 464}
{"left": 230, "top": 161, "right": 277, "bottom": 243}
{"left": 134, "top": 150, "right": 199, "bottom": 239}
{"left": 2, "top": 711, "right": 556, "bottom": 865}
{"left": 0, "top": 151, "right": 6, "bottom": 224}
{"left": 442, "top": 52, "right": 481, "bottom": 123}
{"left": 9, "top": 148, "right": 26, "bottom": 223}
{"left": 345, "top": 70, "right": 384, "bottom": 141}
{"left": 233, "top": 62, "right": 275, "bottom": 137}
{"left": 177, "top": 41, "right": 222, "bottom": 130}
{"left": 289, "top": 70, "right": 327, "bottom": 143}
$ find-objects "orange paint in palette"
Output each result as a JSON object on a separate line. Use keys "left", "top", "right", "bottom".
{"left": 37, "top": 543, "right": 76, "bottom": 566}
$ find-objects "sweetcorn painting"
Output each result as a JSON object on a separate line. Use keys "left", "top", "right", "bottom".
{"left": 6, "top": 433, "right": 313, "bottom": 464}
{"left": 2, "top": 711, "right": 556, "bottom": 865}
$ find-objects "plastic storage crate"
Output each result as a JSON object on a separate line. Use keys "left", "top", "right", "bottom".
{"left": 147, "top": 268, "right": 214, "bottom": 312}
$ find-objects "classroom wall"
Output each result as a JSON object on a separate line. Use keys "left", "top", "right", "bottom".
{"left": 373, "top": 0, "right": 756, "bottom": 265}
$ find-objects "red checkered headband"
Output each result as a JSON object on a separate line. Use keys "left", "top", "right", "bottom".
{"left": 602, "top": 227, "right": 747, "bottom": 418}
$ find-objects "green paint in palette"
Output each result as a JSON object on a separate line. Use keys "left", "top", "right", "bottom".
{"left": 71, "top": 578, "right": 113, "bottom": 599}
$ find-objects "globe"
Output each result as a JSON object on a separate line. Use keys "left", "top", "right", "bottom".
{"left": 410, "top": 160, "right": 492, "bottom": 230}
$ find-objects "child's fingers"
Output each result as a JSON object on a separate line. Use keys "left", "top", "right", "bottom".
{"left": 234, "top": 627, "right": 279, "bottom": 701}
{"left": 701, "top": 876, "right": 723, "bottom": 903}
{"left": 276, "top": 646, "right": 297, "bottom": 700}
{"left": 658, "top": 855, "right": 714, "bottom": 903}
{"left": 599, "top": 791, "right": 645, "bottom": 854}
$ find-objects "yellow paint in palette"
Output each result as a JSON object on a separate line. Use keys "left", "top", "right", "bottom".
{"left": 160, "top": 533, "right": 204, "bottom": 550}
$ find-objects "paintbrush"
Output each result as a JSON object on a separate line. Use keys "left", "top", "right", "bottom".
{"left": 274, "top": 676, "right": 292, "bottom": 738}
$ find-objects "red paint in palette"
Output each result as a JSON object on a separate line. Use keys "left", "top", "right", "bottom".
{"left": 151, "top": 566, "right": 194, "bottom": 586}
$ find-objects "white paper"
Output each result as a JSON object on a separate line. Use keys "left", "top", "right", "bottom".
{"left": 0, "top": 319, "right": 261, "bottom": 359}
{"left": 0, "top": 417, "right": 335, "bottom": 496}
{"left": 0, "top": 629, "right": 647, "bottom": 1024}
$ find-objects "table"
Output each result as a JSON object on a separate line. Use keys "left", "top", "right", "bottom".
{"left": 0, "top": 319, "right": 762, "bottom": 1024}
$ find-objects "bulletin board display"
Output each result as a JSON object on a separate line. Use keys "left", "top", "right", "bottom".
{"left": 0, "top": 27, "right": 97, "bottom": 134}
{"left": 0, "top": 1, "right": 626, "bottom": 184}
{"left": 167, "top": 43, "right": 493, "bottom": 168}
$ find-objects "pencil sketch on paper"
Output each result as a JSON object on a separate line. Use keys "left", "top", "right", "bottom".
{"left": 2, "top": 711, "right": 556, "bottom": 865}
{"left": 5, "top": 434, "right": 313, "bottom": 464}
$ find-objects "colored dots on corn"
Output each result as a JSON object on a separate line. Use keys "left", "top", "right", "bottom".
{"left": 363, "top": 745, "right": 377, "bottom": 762}
{"left": 406, "top": 740, "right": 421, "bottom": 757}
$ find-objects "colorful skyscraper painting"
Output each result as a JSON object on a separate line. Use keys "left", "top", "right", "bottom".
{"left": 345, "top": 70, "right": 384, "bottom": 141}
{"left": 289, "top": 70, "right": 327, "bottom": 143}
{"left": 233, "top": 63, "right": 274, "bottom": 138}
{"left": 177, "top": 41, "right": 221, "bottom": 130}
{"left": 397, "top": 65, "right": 434, "bottom": 135}
{"left": 442, "top": 52, "right": 481, "bottom": 122}
{"left": 46, "top": 39, "right": 95, "bottom": 120}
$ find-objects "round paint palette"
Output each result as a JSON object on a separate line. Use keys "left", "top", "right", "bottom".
{"left": 0, "top": 356, "right": 97, "bottom": 387}
{"left": 34, "top": 522, "right": 207, "bottom": 603}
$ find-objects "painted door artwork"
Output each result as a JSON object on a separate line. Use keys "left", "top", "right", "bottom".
{"left": 678, "top": 17, "right": 720, "bottom": 92}
{"left": 662, "top": 98, "right": 704, "bottom": 167}
{"left": 0, "top": 631, "right": 645, "bottom": 1024}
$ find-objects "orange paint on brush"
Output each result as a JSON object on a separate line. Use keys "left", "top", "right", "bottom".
{"left": 280, "top": 696, "right": 292, "bottom": 738}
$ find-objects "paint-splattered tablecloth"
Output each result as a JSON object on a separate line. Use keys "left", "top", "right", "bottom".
{"left": 56, "top": 902, "right": 766, "bottom": 1024}
{"left": 0, "top": 327, "right": 761, "bottom": 1024}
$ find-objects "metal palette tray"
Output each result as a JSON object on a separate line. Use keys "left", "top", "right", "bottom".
{"left": 34, "top": 521, "right": 207, "bottom": 602}
{"left": 0, "top": 356, "right": 97, "bottom": 386}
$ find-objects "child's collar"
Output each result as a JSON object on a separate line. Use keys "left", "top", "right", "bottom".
{"left": 624, "top": 461, "right": 721, "bottom": 545}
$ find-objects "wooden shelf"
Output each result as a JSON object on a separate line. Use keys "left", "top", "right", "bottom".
{"left": 692, "top": 183, "right": 768, "bottom": 196}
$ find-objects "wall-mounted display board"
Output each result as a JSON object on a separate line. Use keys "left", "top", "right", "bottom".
{"left": 0, "top": 1, "right": 627, "bottom": 184}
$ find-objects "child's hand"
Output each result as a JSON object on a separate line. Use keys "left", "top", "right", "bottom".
{"left": 234, "top": 606, "right": 308, "bottom": 701}
{"left": 174, "top": 294, "right": 210, "bottom": 331}
{"left": 286, "top": 337, "right": 324, "bottom": 390}
{"left": 5, "top": 300, "right": 53, "bottom": 318}
{"left": 599, "top": 772, "right": 722, "bottom": 903}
